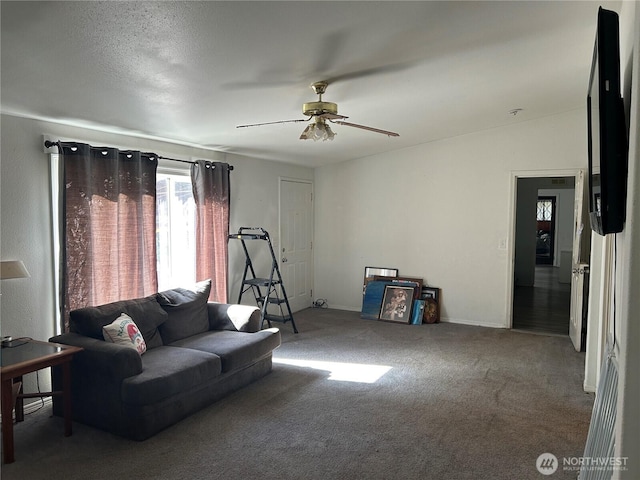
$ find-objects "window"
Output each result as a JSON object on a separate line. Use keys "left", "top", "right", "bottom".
{"left": 51, "top": 144, "right": 229, "bottom": 332}
{"left": 537, "top": 198, "right": 553, "bottom": 221}
{"left": 156, "top": 172, "right": 196, "bottom": 290}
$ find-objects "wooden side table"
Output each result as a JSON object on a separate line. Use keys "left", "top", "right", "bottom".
{"left": 1, "top": 339, "right": 82, "bottom": 464}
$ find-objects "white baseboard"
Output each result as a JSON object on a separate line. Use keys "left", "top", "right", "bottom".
{"left": 439, "top": 317, "right": 506, "bottom": 329}
{"left": 319, "top": 306, "right": 509, "bottom": 329}
{"left": 0, "top": 397, "right": 52, "bottom": 422}
{"left": 322, "top": 304, "right": 360, "bottom": 312}
{"left": 24, "top": 396, "right": 52, "bottom": 415}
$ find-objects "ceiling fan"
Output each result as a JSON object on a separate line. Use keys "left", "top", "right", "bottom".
{"left": 236, "top": 81, "right": 399, "bottom": 141}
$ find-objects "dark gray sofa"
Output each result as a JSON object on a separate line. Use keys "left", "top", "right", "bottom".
{"left": 49, "top": 280, "right": 281, "bottom": 441}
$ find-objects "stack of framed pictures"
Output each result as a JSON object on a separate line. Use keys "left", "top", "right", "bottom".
{"left": 361, "top": 266, "right": 441, "bottom": 324}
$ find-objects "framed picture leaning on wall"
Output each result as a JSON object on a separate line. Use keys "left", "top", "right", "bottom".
{"left": 421, "top": 286, "right": 440, "bottom": 324}
{"left": 379, "top": 285, "right": 414, "bottom": 323}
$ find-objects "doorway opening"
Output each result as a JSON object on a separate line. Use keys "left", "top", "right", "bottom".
{"left": 512, "top": 176, "right": 576, "bottom": 336}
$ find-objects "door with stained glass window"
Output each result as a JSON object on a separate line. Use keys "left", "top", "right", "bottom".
{"left": 536, "top": 196, "right": 555, "bottom": 265}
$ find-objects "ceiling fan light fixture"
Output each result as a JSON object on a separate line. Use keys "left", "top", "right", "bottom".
{"left": 300, "top": 119, "right": 336, "bottom": 141}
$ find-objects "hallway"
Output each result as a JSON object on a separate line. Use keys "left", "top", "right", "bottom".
{"left": 512, "top": 265, "right": 571, "bottom": 336}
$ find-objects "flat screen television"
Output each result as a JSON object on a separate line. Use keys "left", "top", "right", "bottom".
{"left": 587, "top": 7, "right": 628, "bottom": 236}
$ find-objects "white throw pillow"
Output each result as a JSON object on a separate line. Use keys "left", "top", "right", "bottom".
{"left": 102, "top": 313, "right": 147, "bottom": 355}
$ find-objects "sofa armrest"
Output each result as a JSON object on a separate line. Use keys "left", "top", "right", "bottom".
{"left": 207, "top": 303, "right": 262, "bottom": 332}
{"left": 49, "top": 332, "right": 143, "bottom": 380}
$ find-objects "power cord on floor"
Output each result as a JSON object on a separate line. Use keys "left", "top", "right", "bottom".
{"left": 312, "top": 298, "right": 328, "bottom": 308}
{"left": 26, "top": 370, "right": 46, "bottom": 417}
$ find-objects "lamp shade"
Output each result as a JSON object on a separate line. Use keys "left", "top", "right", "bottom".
{"left": 1, "top": 261, "right": 30, "bottom": 280}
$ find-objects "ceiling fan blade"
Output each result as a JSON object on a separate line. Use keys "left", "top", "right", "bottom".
{"left": 237, "top": 118, "right": 309, "bottom": 128}
{"left": 332, "top": 120, "right": 399, "bottom": 137}
{"left": 319, "top": 112, "right": 348, "bottom": 120}
{"left": 323, "top": 62, "right": 415, "bottom": 85}
{"left": 314, "top": 30, "right": 349, "bottom": 75}
{"left": 222, "top": 79, "right": 298, "bottom": 90}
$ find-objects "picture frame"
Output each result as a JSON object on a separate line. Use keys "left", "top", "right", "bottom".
{"left": 411, "top": 299, "right": 425, "bottom": 325}
{"left": 379, "top": 285, "right": 414, "bottom": 323}
{"left": 389, "top": 276, "right": 423, "bottom": 300}
{"left": 363, "top": 266, "right": 398, "bottom": 295}
{"left": 421, "top": 286, "right": 440, "bottom": 324}
{"left": 422, "top": 286, "right": 439, "bottom": 301}
{"left": 364, "top": 266, "right": 398, "bottom": 279}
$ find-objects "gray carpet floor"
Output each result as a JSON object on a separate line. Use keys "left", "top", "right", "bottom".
{"left": 2, "top": 308, "right": 594, "bottom": 479}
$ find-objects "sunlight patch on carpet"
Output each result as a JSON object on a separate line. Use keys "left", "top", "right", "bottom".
{"left": 273, "top": 358, "right": 392, "bottom": 383}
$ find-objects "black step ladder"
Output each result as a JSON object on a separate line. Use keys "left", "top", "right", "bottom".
{"left": 229, "top": 227, "right": 298, "bottom": 333}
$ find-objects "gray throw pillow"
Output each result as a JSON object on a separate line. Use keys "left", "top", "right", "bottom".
{"left": 69, "top": 295, "right": 168, "bottom": 349}
{"left": 156, "top": 279, "right": 212, "bottom": 344}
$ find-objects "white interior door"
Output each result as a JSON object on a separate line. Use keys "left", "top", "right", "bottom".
{"left": 279, "top": 179, "right": 313, "bottom": 312}
{"left": 569, "top": 169, "right": 590, "bottom": 351}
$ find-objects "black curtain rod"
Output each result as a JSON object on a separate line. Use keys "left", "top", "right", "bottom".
{"left": 44, "top": 140, "right": 233, "bottom": 170}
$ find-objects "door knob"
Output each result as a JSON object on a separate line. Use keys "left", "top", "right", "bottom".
{"left": 282, "top": 257, "right": 288, "bottom": 263}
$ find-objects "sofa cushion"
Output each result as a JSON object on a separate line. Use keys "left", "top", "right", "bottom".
{"left": 102, "top": 313, "right": 147, "bottom": 355}
{"left": 70, "top": 295, "right": 168, "bottom": 349}
{"left": 168, "top": 328, "right": 281, "bottom": 373}
{"left": 121, "top": 346, "right": 222, "bottom": 406}
{"left": 156, "top": 280, "right": 211, "bottom": 344}
{"left": 207, "top": 303, "right": 262, "bottom": 332}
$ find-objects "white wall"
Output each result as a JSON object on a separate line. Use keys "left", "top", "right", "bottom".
{"left": 314, "top": 108, "right": 588, "bottom": 327}
{"left": 225, "top": 154, "right": 314, "bottom": 304}
{"left": 0, "top": 114, "right": 313, "bottom": 395}
{"left": 514, "top": 178, "right": 539, "bottom": 287}
{"left": 613, "top": 2, "right": 640, "bottom": 477}
{"left": 579, "top": 3, "right": 640, "bottom": 476}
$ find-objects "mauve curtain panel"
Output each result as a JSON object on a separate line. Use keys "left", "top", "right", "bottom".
{"left": 190, "top": 160, "right": 231, "bottom": 302}
{"left": 60, "top": 142, "right": 158, "bottom": 330}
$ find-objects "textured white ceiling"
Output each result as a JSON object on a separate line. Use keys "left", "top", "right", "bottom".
{"left": 0, "top": 1, "right": 622, "bottom": 166}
